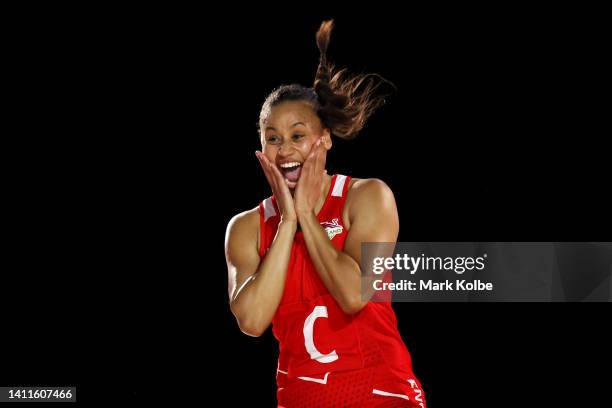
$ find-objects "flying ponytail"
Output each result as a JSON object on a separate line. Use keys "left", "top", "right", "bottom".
{"left": 259, "top": 19, "right": 394, "bottom": 140}
{"left": 313, "top": 19, "right": 394, "bottom": 140}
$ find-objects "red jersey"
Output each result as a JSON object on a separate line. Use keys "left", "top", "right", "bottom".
{"left": 259, "top": 174, "right": 426, "bottom": 407}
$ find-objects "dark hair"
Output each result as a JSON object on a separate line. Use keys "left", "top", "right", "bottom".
{"left": 259, "top": 19, "right": 395, "bottom": 140}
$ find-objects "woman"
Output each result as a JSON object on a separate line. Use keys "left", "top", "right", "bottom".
{"left": 225, "top": 20, "right": 426, "bottom": 407}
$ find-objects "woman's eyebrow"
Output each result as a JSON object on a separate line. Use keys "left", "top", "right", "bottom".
{"left": 266, "top": 122, "right": 304, "bottom": 131}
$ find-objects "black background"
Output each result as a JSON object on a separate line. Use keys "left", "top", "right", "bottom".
{"left": 3, "top": 4, "right": 610, "bottom": 406}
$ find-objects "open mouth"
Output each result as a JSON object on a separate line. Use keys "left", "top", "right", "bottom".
{"left": 279, "top": 161, "right": 302, "bottom": 186}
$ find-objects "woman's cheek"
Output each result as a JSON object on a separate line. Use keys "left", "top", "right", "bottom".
{"left": 298, "top": 139, "right": 314, "bottom": 153}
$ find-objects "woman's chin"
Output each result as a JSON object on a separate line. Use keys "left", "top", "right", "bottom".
{"left": 285, "top": 179, "right": 298, "bottom": 189}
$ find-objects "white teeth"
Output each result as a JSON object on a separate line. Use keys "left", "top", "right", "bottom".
{"left": 280, "top": 162, "right": 301, "bottom": 168}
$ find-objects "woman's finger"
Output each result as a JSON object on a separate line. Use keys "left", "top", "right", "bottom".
{"left": 269, "top": 163, "right": 285, "bottom": 196}
{"left": 256, "top": 152, "right": 275, "bottom": 186}
{"left": 255, "top": 152, "right": 271, "bottom": 180}
{"left": 302, "top": 139, "right": 319, "bottom": 178}
{"left": 259, "top": 153, "right": 286, "bottom": 201}
{"left": 260, "top": 153, "right": 281, "bottom": 190}
{"left": 256, "top": 152, "right": 296, "bottom": 218}
{"left": 304, "top": 149, "right": 315, "bottom": 171}
{"left": 269, "top": 162, "right": 294, "bottom": 206}
{"left": 269, "top": 161, "right": 288, "bottom": 190}
{"left": 312, "top": 138, "right": 324, "bottom": 177}
{"left": 315, "top": 138, "right": 326, "bottom": 174}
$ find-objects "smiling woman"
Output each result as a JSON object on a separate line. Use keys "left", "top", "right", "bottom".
{"left": 259, "top": 101, "right": 324, "bottom": 189}
{"left": 225, "top": 20, "right": 426, "bottom": 407}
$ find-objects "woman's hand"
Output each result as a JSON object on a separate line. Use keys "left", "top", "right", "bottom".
{"left": 294, "top": 137, "right": 327, "bottom": 218}
{"left": 256, "top": 151, "right": 297, "bottom": 223}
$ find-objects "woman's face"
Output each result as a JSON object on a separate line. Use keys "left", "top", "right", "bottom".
{"left": 260, "top": 100, "right": 331, "bottom": 188}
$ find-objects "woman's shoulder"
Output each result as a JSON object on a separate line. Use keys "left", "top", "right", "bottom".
{"left": 226, "top": 206, "right": 260, "bottom": 239}
{"left": 346, "top": 177, "right": 395, "bottom": 200}
{"left": 345, "top": 177, "right": 397, "bottom": 215}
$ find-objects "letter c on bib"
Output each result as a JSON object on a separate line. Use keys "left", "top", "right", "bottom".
{"left": 303, "top": 305, "right": 339, "bottom": 363}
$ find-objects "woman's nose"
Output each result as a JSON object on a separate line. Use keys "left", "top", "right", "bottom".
{"left": 277, "top": 141, "right": 292, "bottom": 155}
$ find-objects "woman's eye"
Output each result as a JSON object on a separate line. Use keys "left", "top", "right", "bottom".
{"left": 267, "top": 136, "right": 280, "bottom": 143}
{"left": 292, "top": 134, "right": 304, "bottom": 140}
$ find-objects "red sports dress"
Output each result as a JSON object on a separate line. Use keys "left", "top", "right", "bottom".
{"left": 259, "top": 174, "right": 426, "bottom": 408}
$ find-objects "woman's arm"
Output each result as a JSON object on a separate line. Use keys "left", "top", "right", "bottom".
{"left": 226, "top": 210, "right": 296, "bottom": 337}
{"left": 298, "top": 178, "right": 399, "bottom": 314}
{"left": 226, "top": 151, "right": 298, "bottom": 337}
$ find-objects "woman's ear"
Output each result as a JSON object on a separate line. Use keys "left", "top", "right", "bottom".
{"left": 322, "top": 128, "right": 332, "bottom": 150}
